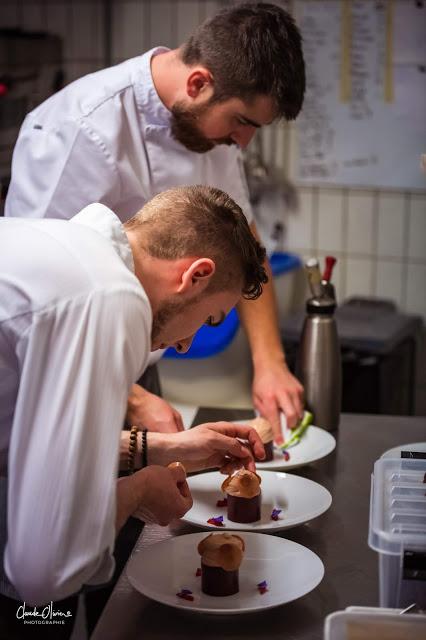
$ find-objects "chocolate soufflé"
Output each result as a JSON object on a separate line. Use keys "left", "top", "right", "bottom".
{"left": 248, "top": 417, "right": 274, "bottom": 461}
{"left": 222, "top": 470, "right": 262, "bottom": 523}
{"left": 198, "top": 533, "right": 245, "bottom": 596}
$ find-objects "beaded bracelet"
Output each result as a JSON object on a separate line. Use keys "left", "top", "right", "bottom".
{"left": 141, "top": 429, "right": 148, "bottom": 468}
{"left": 127, "top": 425, "right": 138, "bottom": 475}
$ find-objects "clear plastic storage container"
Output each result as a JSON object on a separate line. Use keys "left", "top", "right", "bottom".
{"left": 368, "top": 456, "right": 426, "bottom": 609}
{"left": 324, "top": 609, "right": 426, "bottom": 640}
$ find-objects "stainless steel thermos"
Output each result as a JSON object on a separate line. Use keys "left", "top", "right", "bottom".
{"left": 297, "top": 258, "right": 341, "bottom": 431}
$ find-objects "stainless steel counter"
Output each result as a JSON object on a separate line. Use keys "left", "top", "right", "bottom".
{"left": 92, "top": 412, "right": 426, "bottom": 640}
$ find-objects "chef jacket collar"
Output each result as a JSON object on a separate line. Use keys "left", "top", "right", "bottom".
{"left": 134, "top": 47, "right": 172, "bottom": 128}
{"left": 71, "top": 203, "right": 135, "bottom": 273}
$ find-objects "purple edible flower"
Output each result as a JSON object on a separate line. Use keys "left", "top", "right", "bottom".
{"left": 282, "top": 449, "right": 290, "bottom": 461}
{"left": 176, "top": 591, "right": 194, "bottom": 601}
{"left": 257, "top": 579, "right": 269, "bottom": 594}
{"left": 207, "top": 515, "right": 224, "bottom": 527}
{"left": 271, "top": 508, "right": 282, "bottom": 521}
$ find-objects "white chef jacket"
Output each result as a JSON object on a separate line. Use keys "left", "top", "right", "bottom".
{"left": 5, "top": 47, "right": 253, "bottom": 225}
{"left": 0, "top": 203, "right": 151, "bottom": 604}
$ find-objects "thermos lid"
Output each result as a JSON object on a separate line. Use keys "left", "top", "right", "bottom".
{"left": 306, "top": 296, "right": 336, "bottom": 315}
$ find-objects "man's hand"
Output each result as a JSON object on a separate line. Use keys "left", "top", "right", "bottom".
{"left": 116, "top": 464, "right": 192, "bottom": 530}
{"left": 148, "top": 422, "right": 265, "bottom": 474}
{"left": 126, "top": 383, "right": 184, "bottom": 432}
{"left": 252, "top": 362, "right": 304, "bottom": 444}
{"left": 236, "top": 222, "right": 305, "bottom": 446}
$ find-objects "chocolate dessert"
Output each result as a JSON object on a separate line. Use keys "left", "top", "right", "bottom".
{"left": 198, "top": 533, "right": 245, "bottom": 596}
{"left": 222, "top": 469, "right": 261, "bottom": 523}
{"left": 249, "top": 417, "right": 274, "bottom": 461}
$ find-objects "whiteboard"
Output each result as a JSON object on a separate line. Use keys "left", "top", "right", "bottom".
{"left": 295, "top": 0, "right": 426, "bottom": 190}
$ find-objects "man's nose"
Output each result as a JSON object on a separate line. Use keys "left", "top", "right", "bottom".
{"left": 174, "top": 335, "right": 195, "bottom": 354}
{"left": 231, "top": 126, "right": 256, "bottom": 149}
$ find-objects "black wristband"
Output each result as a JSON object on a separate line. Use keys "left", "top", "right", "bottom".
{"left": 142, "top": 429, "right": 148, "bottom": 468}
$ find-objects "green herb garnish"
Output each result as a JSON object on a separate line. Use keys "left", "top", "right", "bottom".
{"left": 280, "top": 411, "right": 313, "bottom": 449}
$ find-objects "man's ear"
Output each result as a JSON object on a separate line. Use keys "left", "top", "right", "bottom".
{"left": 178, "top": 258, "right": 215, "bottom": 294}
{"left": 186, "top": 68, "right": 214, "bottom": 99}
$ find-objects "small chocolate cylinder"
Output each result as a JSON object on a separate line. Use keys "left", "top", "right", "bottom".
{"left": 257, "top": 440, "right": 273, "bottom": 462}
{"left": 201, "top": 562, "right": 239, "bottom": 596}
{"left": 227, "top": 493, "right": 261, "bottom": 523}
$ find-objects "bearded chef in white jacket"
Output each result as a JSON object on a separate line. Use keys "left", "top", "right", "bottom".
{"left": 5, "top": 2, "right": 306, "bottom": 443}
{"left": 0, "top": 186, "right": 266, "bottom": 615}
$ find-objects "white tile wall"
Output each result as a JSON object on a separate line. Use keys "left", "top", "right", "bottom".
{"left": 285, "top": 186, "right": 314, "bottom": 251}
{"left": 317, "top": 189, "right": 344, "bottom": 253}
{"left": 2, "top": 0, "right": 426, "bottom": 320}
{"left": 346, "top": 190, "right": 375, "bottom": 255}
{"left": 273, "top": 123, "right": 288, "bottom": 173}
{"left": 406, "top": 264, "right": 426, "bottom": 319}
{"left": 377, "top": 193, "right": 406, "bottom": 259}
{"left": 408, "top": 194, "right": 426, "bottom": 261}
{"left": 345, "top": 257, "right": 374, "bottom": 298}
{"left": 375, "top": 260, "right": 404, "bottom": 303}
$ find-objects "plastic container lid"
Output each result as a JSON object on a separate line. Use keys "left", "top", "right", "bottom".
{"left": 368, "top": 457, "right": 426, "bottom": 556}
{"left": 381, "top": 442, "right": 426, "bottom": 459}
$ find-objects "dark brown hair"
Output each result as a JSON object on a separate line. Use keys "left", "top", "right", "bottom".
{"left": 125, "top": 186, "right": 268, "bottom": 300}
{"left": 180, "top": 2, "right": 305, "bottom": 121}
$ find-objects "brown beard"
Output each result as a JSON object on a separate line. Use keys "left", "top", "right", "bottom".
{"left": 170, "top": 101, "right": 235, "bottom": 154}
{"left": 151, "top": 292, "right": 205, "bottom": 348}
{"left": 151, "top": 298, "right": 187, "bottom": 346}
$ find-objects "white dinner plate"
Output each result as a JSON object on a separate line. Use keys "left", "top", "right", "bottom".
{"left": 381, "top": 441, "right": 426, "bottom": 459}
{"left": 183, "top": 470, "right": 332, "bottom": 532}
{"left": 235, "top": 420, "right": 336, "bottom": 470}
{"left": 127, "top": 531, "right": 324, "bottom": 614}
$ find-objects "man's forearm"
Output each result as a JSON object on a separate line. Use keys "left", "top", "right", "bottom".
{"left": 145, "top": 432, "right": 178, "bottom": 466}
{"left": 237, "top": 258, "right": 286, "bottom": 369}
{"left": 116, "top": 475, "right": 140, "bottom": 531}
{"left": 119, "top": 431, "right": 177, "bottom": 471}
